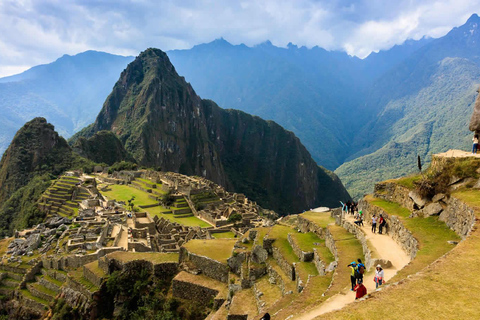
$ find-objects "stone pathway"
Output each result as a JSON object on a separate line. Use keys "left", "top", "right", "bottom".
{"left": 293, "top": 214, "right": 410, "bottom": 320}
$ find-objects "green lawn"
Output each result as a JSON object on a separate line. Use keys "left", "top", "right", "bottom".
{"left": 143, "top": 207, "right": 212, "bottom": 228}
{"left": 300, "top": 211, "right": 335, "bottom": 228}
{"left": 183, "top": 239, "right": 237, "bottom": 263}
{"left": 107, "top": 251, "right": 179, "bottom": 264}
{"left": 392, "top": 174, "right": 422, "bottom": 189}
{"left": 367, "top": 196, "right": 461, "bottom": 281}
{"left": 211, "top": 231, "right": 236, "bottom": 239}
{"left": 100, "top": 184, "right": 158, "bottom": 206}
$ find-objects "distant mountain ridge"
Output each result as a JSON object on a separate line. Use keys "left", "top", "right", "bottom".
{"left": 73, "top": 48, "right": 351, "bottom": 214}
{"left": 2, "top": 14, "right": 480, "bottom": 200}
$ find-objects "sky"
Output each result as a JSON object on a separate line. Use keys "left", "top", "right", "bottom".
{"left": 0, "top": 0, "right": 479, "bottom": 77}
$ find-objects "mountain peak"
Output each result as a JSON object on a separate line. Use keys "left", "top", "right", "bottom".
{"left": 466, "top": 13, "right": 480, "bottom": 24}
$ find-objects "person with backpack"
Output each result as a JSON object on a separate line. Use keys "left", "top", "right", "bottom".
{"left": 347, "top": 261, "right": 357, "bottom": 291}
{"left": 355, "top": 260, "right": 365, "bottom": 284}
{"left": 378, "top": 214, "right": 386, "bottom": 234}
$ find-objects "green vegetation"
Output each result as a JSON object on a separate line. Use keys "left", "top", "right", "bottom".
{"left": 107, "top": 161, "right": 138, "bottom": 174}
{"left": 394, "top": 174, "right": 422, "bottom": 189}
{"left": 183, "top": 239, "right": 237, "bottom": 263}
{"left": 366, "top": 196, "right": 461, "bottom": 281}
{"left": 103, "top": 266, "right": 207, "bottom": 319}
{"left": 300, "top": 211, "right": 335, "bottom": 228}
{"left": 107, "top": 252, "right": 179, "bottom": 264}
{"left": 211, "top": 231, "right": 236, "bottom": 239}
{"left": 100, "top": 184, "right": 158, "bottom": 206}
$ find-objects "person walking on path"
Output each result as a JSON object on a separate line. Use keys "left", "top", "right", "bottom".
{"left": 371, "top": 214, "right": 377, "bottom": 234}
{"left": 347, "top": 261, "right": 357, "bottom": 291}
{"left": 473, "top": 135, "right": 479, "bottom": 154}
{"left": 354, "top": 279, "right": 367, "bottom": 300}
{"left": 378, "top": 214, "right": 386, "bottom": 234}
{"left": 374, "top": 265, "right": 384, "bottom": 288}
{"left": 355, "top": 260, "right": 365, "bottom": 284}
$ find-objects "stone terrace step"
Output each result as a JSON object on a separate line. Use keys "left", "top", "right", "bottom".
{"left": 266, "top": 258, "right": 296, "bottom": 295}
{"left": 1, "top": 276, "right": 20, "bottom": 288}
{"left": 172, "top": 271, "right": 227, "bottom": 309}
{"left": 253, "top": 276, "right": 283, "bottom": 314}
{"left": 19, "top": 288, "right": 50, "bottom": 311}
{"left": 35, "top": 274, "right": 62, "bottom": 293}
{"left": 27, "top": 283, "right": 56, "bottom": 302}
{"left": 228, "top": 288, "right": 259, "bottom": 319}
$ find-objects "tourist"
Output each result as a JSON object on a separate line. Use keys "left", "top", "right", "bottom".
{"left": 374, "top": 265, "right": 384, "bottom": 288}
{"left": 378, "top": 214, "right": 386, "bottom": 234}
{"left": 371, "top": 214, "right": 377, "bottom": 233}
{"left": 473, "top": 134, "right": 479, "bottom": 154}
{"left": 347, "top": 261, "right": 357, "bottom": 291}
{"left": 354, "top": 279, "right": 367, "bottom": 300}
{"left": 355, "top": 259, "right": 365, "bottom": 284}
{"left": 354, "top": 215, "right": 363, "bottom": 227}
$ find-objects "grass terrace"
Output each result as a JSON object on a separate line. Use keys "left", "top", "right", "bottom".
{"left": 366, "top": 195, "right": 461, "bottom": 282}
{"left": 143, "top": 207, "right": 212, "bottom": 228}
{"left": 301, "top": 211, "right": 335, "bottom": 228}
{"left": 107, "top": 251, "right": 179, "bottom": 264}
{"left": 392, "top": 174, "right": 422, "bottom": 190}
{"left": 100, "top": 184, "right": 158, "bottom": 206}
{"left": 68, "top": 267, "right": 99, "bottom": 293}
{"left": 182, "top": 239, "right": 237, "bottom": 264}
{"left": 211, "top": 231, "right": 236, "bottom": 239}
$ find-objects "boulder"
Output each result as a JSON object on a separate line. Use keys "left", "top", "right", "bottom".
{"left": 473, "top": 179, "right": 480, "bottom": 189}
{"left": 408, "top": 191, "right": 427, "bottom": 209}
{"left": 251, "top": 245, "right": 268, "bottom": 264}
{"left": 432, "top": 193, "right": 446, "bottom": 203}
{"left": 424, "top": 203, "right": 443, "bottom": 216}
{"left": 325, "top": 261, "right": 337, "bottom": 272}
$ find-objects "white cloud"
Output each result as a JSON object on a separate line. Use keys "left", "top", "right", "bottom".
{"left": 0, "top": 0, "right": 479, "bottom": 76}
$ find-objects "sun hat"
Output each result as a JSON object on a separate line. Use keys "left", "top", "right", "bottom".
{"left": 376, "top": 264, "right": 382, "bottom": 269}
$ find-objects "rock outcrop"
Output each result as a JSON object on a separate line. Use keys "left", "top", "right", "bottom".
{"left": 74, "top": 48, "right": 351, "bottom": 214}
{"left": 469, "top": 87, "right": 480, "bottom": 135}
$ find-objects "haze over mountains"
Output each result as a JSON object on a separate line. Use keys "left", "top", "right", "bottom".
{"left": 1, "top": 14, "right": 480, "bottom": 199}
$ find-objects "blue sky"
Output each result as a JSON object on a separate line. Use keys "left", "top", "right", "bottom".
{"left": 0, "top": 0, "right": 479, "bottom": 77}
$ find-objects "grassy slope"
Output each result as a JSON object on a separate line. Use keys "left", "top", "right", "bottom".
{"left": 367, "top": 195, "right": 460, "bottom": 281}
{"left": 100, "top": 184, "right": 158, "bottom": 206}
{"left": 320, "top": 190, "right": 480, "bottom": 320}
{"left": 182, "top": 239, "right": 237, "bottom": 263}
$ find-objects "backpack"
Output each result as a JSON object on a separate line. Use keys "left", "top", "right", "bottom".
{"left": 355, "top": 264, "right": 365, "bottom": 278}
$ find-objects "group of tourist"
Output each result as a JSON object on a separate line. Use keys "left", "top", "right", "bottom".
{"left": 371, "top": 214, "right": 386, "bottom": 234}
{"left": 348, "top": 259, "right": 385, "bottom": 300}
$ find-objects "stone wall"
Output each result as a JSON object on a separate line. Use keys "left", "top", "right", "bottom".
{"left": 374, "top": 181, "right": 415, "bottom": 210}
{"left": 179, "top": 247, "right": 229, "bottom": 283}
{"left": 340, "top": 220, "right": 376, "bottom": 270}
{"left": 324, "top": 228, "right": 338, "bottom": 261}
{"left": 441, "top": 196, "right": 476, "bottom": 239}
{"left": 359, "top": 199, "right": 418, "bottom": 260}
{"left": 297, "top": 215, "right": 325, "bottom": 238}
{"left": 42, "top": 247, "right": 123, "bottom": 271}
{"left": 313, "top": 249, "right": 326, "bottom": 276}
{"left": 287, "top": 234, "right": 313, "bottom": 262}
{"left": 83, "top": 265, "right": 103, "bottom": 287}
{"left": 20, "top": 260, "right": 43, "bottom": 289}
{"left": 266, "top": 263, "right": 287, "bottom": 295}
{"left": 172, "top": 278, "right": 220, "bottom": 306}
{"left": 272, "top": 247, "right": 295, "bottom": 281}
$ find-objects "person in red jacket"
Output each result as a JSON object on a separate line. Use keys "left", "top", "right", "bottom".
{"left": 354, "top": 279, "right": 367, "bottom": 300}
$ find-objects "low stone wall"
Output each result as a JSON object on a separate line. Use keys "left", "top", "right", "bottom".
{"left": 39, "top": 277, "right": 60, "bottom": 293}
{"left": 266, "top": 264, "right": 287, "bottom": 295}
{"left": 441, "top": 196, "right": 476, "bottom": 239}
{"left": 324, "top": 228, "right": 338, "bottom": 261}
{"left": 374, "top": 181, "right": 415, "bottom": 210}
{"left": 66, "top": 274, "right": 95, "bottom": 298}
{"left": 359, "top": 199, "right": 418, "bottom": 260}
{"left": 297, "top": 215, "right": 325, "bottom": 238}
{"left": 15, "top": 291, "right": 46, "bottom": 315}
{"left": 340, "top": 220, "right": 375, "bottom": 270}
{"left": 27, "top": 283, "right": 54, "bottom": 302}
{"left": 83, "top": 265, "right": 103, "bottom": 287}
{"left": 272, "top": 247, "right": 295, "bottom": 281}
{"left": 0, "top": 265, "right": 27, "bottom": 274}
{"left": 20, "top": 260, "right": 43, "bottom": 289}
{"left": 287, "top": 234, "right": 313, "bottom": 262}
{"left": 179, "top": 247, "right": 229, "bottom": 283}
{"left": 42, "top": 247, "right": 123, "bottom": 271}
{"left": 313, "top": 249, "right": 326, "bottom": 276}
{"left": 172, "top": 278, "right": 220, "bottom": 306}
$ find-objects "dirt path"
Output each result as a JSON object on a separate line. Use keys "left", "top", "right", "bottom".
{"left": 293, "top": 214, "right": 410, "bottom": 320}
{"left": 435, "top": 149, "right": 480, "bottom": 158}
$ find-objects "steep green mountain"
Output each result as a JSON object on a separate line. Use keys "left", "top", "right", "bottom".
{"left": 75, "top": 48, "right": 350, "bottom": 214}
{"left": 337, "top": 14, "right": 480, "bottom": 198}
{"left": 72, "top": 130, "right": 134, "bottom": 166}
{"left": 0, "top": 51, "right": 133, "bottom": 156}
{"left": 0, "top": 118, "right": 94, "bottom": 236}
